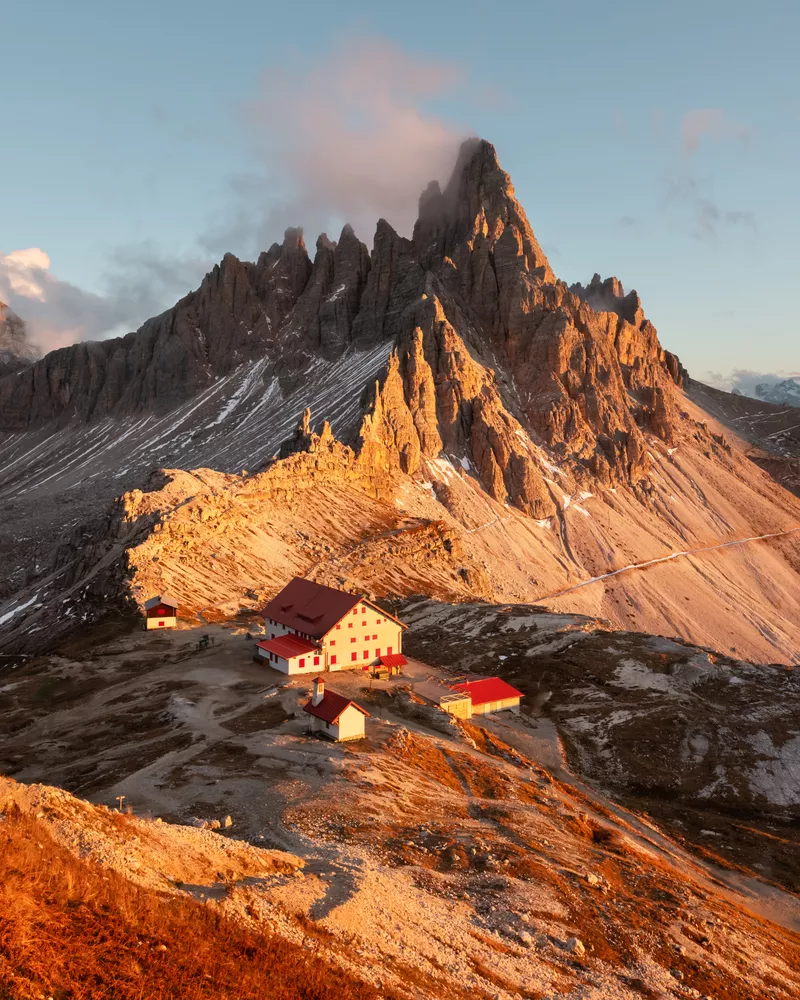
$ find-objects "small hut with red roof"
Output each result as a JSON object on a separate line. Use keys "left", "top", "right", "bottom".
{"left": 447, "top": 677, "right": 523, "bottom": 716}
{"left": 303, "top": 677, "right": 368, "bottom": 742}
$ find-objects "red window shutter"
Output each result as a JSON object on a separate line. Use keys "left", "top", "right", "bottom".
{"left": 387, "top": 646, "right": 392, "bottom": 655}
{"left": 336, "top": 624, "right": 341, "bottom": 629}
{"left": 331, "top": 655, "right": 337, "bottom": 665}
{"left": 362, "top": 620, "right": 366, "bottom": 626}
{"left": 313, "top": 656, "right": 319, "bottom": 666}
{"left": 348, "top": 623, "right": 353, "bottom": 628}
{"left": 375, "top": 648, "right": 380, "bottom": 658}
{"left": 351, "top": 652, "right": 357, "bottom": 662}
{"left": 330, "top": 640, "right": 336, "bottom": 646}
{"left": 351, "top": 637, "right": 356, "bottom": 643}
{"left": 158, "top": 621, "right": 164, "bottom": 627}
{"left": 363, "top": 650, "right": 368, "bottom": 659}
{"left": 299, "top": 658, "right": 305, "bottom": 668}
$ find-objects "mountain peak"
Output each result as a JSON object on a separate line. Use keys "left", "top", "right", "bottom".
{"left": 0, "top": 301, "right": 39, "bottom": 375}
{"left": 413, "top": 136, "right": 554, "bottom": 282}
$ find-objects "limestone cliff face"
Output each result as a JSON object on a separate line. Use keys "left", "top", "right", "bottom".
{"left": 0, "top": 302, "right": 38, "bottom": 378}
{"left": 0, "top": 138, "right": 689, "bottom": 516}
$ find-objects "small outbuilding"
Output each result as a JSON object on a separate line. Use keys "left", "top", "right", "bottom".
{"left": 143, "top": 595, "right": 178, "bottom": 630}
{"left": 448, "top": 677, "right": 523, "bottom": 715}
{"left": 303, "top": 677, "right": 368, "bottom": 742}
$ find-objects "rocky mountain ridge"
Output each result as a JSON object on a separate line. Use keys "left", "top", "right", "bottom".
{"left": 1, "top": 139, "right": 800, "bottom": 665}
{"left": 0, "top": 300, "right": 38, "bottom": 377}
{"left": 0, "top": 140, "right": 687, "bottom": 508}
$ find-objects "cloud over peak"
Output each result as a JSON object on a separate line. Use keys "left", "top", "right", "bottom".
{"left": 207, "top": 36, "right": 470, "bottom": 254}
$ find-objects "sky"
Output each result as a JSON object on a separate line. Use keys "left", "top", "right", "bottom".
{"left": 2, "top": 0, "right": 799, "bottom": 388}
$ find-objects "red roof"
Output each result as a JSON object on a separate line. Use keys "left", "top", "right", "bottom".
{"left": 449, "top": 677, "right": 523, "bottom": 707}
{"left": 260, "top": 577, "right": 408, "bottom": 637}
{"left": 303, "top": 690, "right": 369, "bottom": 724}
{"left": 261, "top": 578, "right": 362, "bottom": 638}
{"left": 256, "top": 634, "right": 319, "bottom": 660}
{"left": 380, "top": 653, "right": 407, "bottom": 668}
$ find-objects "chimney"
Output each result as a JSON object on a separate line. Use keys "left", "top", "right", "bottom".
{"left": 312, "top": 676, "right": 324, "bottom": 706}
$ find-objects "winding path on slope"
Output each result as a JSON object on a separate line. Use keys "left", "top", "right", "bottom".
{"left": 535, "top": 525, "right": 800, "bottom": 602}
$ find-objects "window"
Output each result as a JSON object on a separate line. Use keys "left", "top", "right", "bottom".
{"left": 387, "top": 646, "right": 392, "bottom": 655}
{"left": 158, "top": 621, "right": 165, "bottom": 627}
{"left": 361, "top": 606, "right": 366, "bottom": 613}
{"left": 325, "top": 721, "right": 330, "bottom": 729}
{"left": 348, "top": 622, "right": 353, "bottom": 628}
{"left": 363, "top": 650, "right": 368, "bottom": 659}
{"left": 376, "top": 619, "right": 380, "bottom": 624}
{"left": 372, "top": 634, "right": 377, "bottom": 640}
{"left": 352, "top": 609, "right": 358, "bottom": 615}
{"left": 351, "top": 637, "right": 356, "bottom": 643}
{"left": 313, "top": 656, "right": 320, "bottom": 666}
{"left": 351, "top": 652, "right": 357, "bottom": 662}
{"left": 330, "top": 640, "right": 336, "bottom": 646}
{"left": 375, "top": 648, "right": 380, "bottom": 658}
{"left": 299, "top": 658, "right": 305, "bottom": 668}
{"left": 336, "top": 624, "right": 341, "bottom": 630}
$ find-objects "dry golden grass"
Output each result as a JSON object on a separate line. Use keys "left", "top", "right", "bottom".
{"left": 0, "top": 807, "right": 394, "bottom": 1000}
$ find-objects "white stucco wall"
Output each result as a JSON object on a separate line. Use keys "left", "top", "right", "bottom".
{"left": 472, "top": 697, "right": 521, "bottom": 715}
{"left": 309, "top": 704, "right": 365, "bottom": 741}
{"left": 146, "top": 616, "right": 177, "bottom": 630}
{"left": 320, "top": 601, "right": 403, "bottom": 670}
{"left": 263, "top": 601, "right": 404, "bottom": 672}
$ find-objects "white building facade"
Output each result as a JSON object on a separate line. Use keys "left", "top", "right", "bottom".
{"left": 254, "top": 577, "right": 406, "bottom": 676}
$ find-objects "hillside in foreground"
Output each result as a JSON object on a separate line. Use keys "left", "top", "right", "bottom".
{"left": 2, "top": 607, "right": 800, "bottom": 999}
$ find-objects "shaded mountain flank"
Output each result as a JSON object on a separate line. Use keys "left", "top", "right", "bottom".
{"left": 1, "top": 139, "right": 799, "bottom": 664}
{"left": 0, "top": 301, "right": 38, "bottom": 378}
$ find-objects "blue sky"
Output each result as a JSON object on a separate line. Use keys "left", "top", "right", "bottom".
{"left": 2, "top": 0, "right": 798, "bottom": 384}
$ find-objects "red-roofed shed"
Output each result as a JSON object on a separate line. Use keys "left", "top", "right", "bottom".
{"left": 449, "top": 677, "right": 523, "bottom": 715}
{"left": 303, "top": 677, "right": 368, "bottom": 741}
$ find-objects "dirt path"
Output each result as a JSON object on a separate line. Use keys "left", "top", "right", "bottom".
{"left": 536, "top": 524, "right": 800, "bottom": 601}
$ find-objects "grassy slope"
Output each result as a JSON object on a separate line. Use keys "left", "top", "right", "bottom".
{"left": 0, "top": 807, "right": 392, "bottom": 1000}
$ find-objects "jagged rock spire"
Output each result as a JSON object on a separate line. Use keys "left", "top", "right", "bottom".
{"left": 413, "top": 138, "right": 555, "bottom": 282}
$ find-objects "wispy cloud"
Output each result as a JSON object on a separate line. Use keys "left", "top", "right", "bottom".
{"left": 5, "top": 36, "right": 471, "bottom": 355}
{"left": 663, "top": 174, "right": 756, "bottom": 240}
{"left": 657, "top": 107, "right": 755, "bottom": 241}
{"left": 704, "top": 369, "right": 800, "bottom": 394}
{"left": 0, "top": 244, "right": 210, "bottom": 354}
{"left": 205, "top": 36, "right": 469, "bottom": 254}
{"left": 681, "top": 108, "right": 750, "bottom": 154}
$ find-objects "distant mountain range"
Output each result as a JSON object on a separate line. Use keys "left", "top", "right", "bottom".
{"left": 735, "top": 377, "right": 800, "bottom": 408}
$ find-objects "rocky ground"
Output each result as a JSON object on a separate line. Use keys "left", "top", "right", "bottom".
{"left": 2, "top": 614, "right": 800, "bottom": 998}
{"left": 400, "top": 599, "right": 800, "bottom": 893}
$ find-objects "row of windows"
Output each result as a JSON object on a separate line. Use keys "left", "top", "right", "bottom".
{"left": 329, "top": 633, "right": 381, "bottom": 647}
{"left": 303, "top": 647, "right": 392, "bottom": 667}
{"left": 265, "top": 645, "right": 392, "bottom": 668}
{"left": 337, "top": 619, "right": 385, "bottom": 629}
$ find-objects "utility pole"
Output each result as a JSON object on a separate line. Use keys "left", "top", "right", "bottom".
{"left": 116, "top": 794, "right": 126, "bottom": 813}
